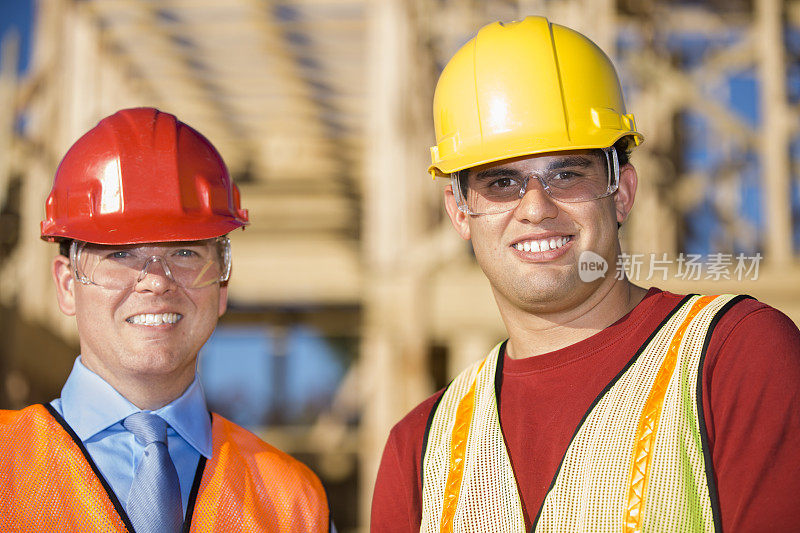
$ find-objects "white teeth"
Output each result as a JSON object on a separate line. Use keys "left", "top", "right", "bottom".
{"left": 128, "top": 313, "right": 181, "bottom": 326}
{"left": 514, "top": 236, "right": 571, "bottom": 253}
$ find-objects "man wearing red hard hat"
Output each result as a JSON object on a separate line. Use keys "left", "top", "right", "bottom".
{"left": 0, "top": 108, "right": 332, "bottom": 532}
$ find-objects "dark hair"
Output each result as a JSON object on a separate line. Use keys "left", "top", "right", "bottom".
{"left": 613, "top": 136, "right": 633, "bottom": 167}
{"left": 612, "top": 137, "right": 635, "bottom": 230}
{"left": 58, "top": 239, "right": 72, "bottom": 258}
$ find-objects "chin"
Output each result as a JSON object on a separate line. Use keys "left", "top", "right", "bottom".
{"left": 514, "top": 274, "right": 587, "bottom": 310}
{"left": 123, "top": 352, "right": 188, "bottom": 375}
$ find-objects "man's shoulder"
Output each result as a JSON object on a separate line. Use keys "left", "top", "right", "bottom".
{"left": 0, "top": 404, "right": 52, "bottom": 432}
{"left": 721, "top": 294, "right": 795, "bottom": 328}
{"left": 693, "top": 292, "right": 799, "bottom": 343}
{"left": 705, "top": 294, "right": 799, "bottom": 357}
{"left": 0, "top": 405, "right": 66, "bottom": 467}
{"left": 654, "top": 291, "right": 800, "bottom": 369}
{"left": 387, "top": 349, "right": 501, "bottom": 446}
{"left": 387, "top": 389, "right": 446, "bottom": 448}
{"left": 209, "top": 413, "right": 326, "bottom": 493}
{"left": 0, "top": 407, "right": 25, "bottom": 429}
{"left": 651, "top": 289, "right": 795, "bottom": 333}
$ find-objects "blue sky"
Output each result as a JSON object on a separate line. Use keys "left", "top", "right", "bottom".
{"left": 199, "top": 324, "right": 351, "bottom": 427}
{"left": 0, "top": 0, "right": 34, "bottom": 73}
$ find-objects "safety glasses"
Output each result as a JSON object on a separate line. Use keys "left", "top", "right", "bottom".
{"left": 70, "top": 237, "right": 231, "bottom": 290}
{"left": 452, "top": 147, "right": 619, "bottom": 216}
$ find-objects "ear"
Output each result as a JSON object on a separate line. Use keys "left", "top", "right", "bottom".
{"left": 444, "top": 184, "right": 471, "bottom": 240}
{"left": 614, "top": 163, "right": 638, "bottom": 224}
{"left": 218, "top": 284, "right": 229, "bottom": 317}
{"left": 52, "top": 255, "right": 77, "bottom": 316}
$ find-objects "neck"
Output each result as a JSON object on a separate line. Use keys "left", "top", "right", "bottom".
{"left": 80, "top": 358, "right": 194, "bottom": 410}
{"left": 498, "top": 278, "right": 648, "bottom": 359}
{"left": 114, "top": 379, "right": 190, "bottom": 411}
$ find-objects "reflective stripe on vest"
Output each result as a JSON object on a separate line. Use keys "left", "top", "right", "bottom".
{"left": 421, "top": 294, "right": 740, "bottom": 533}
{"left": 0, "top": 404, "right": 329, "bottom": 532}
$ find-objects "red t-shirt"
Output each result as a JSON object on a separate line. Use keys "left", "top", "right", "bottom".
{"left": 371, "top": 289, "right": 800, "bottom": 532}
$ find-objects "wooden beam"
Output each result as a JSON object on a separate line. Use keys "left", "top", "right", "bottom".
{"left": 757, "top": 0, "right": 794, "bottom": 266}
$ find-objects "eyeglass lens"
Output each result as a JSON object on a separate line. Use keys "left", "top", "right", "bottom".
{"left": 75, "top": 241, "right": 226, "bottom": 290}
{"left": 457, "top": 149, "right": 616, "bottom": 215}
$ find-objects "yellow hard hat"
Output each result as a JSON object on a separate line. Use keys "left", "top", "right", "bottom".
{"left": 429, "top": 16, "right": 643, "bottom": 177}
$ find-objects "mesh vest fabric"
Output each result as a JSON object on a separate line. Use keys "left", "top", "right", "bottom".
{"left": 0, "top": 404, "right": 129, "bottom": 532}
{"left": 0, "top": 405, "right": 329, "bottom": 532}
{"left": 421, "top": 344, "right": 525, "bottom": 532}
{"left": 421, "top": 294, "right": 737, "bottom": 533}
{"left": 191, "top": 414, "right": 329, "bottom": 532}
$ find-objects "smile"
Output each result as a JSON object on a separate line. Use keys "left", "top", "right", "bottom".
{"left": 513, "top": 235, "right": 572, "bottom": 252}
{"left": 126, "top": 313, "right": 182, "bottom": 326}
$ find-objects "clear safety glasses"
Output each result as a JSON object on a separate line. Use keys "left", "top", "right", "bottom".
{"left": 452, "top": 147, "right": 619, "bottom": 216}
{"left": 70, "top": 237, "right": 232, "bottom": 290}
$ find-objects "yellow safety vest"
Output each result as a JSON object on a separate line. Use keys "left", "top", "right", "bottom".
{"left": 0, "top": 404, "right": 329, "bottom": 532}
{"left": 421, "top": 294, "right": 743, "bottom": 533}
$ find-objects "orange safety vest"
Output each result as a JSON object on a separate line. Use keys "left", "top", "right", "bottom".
{"left": 0, "top": 404, "right": 329, "bottom": 532}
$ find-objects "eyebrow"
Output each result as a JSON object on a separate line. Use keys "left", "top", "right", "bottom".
{"left": 473, "top": 155, "right": 596, "bottom": 180}
{"left": 547, "top": 155, "right": 595, "bottom": 170}
{"left": 474, "top": 167, "right": 520, "bottom": 180}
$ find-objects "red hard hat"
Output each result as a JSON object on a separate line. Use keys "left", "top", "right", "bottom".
{"left": 41, "top": 107, "right": 249, "bottom": 244}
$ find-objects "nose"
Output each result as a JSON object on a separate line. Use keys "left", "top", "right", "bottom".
{"left": 513, "top": 176, "right": 559, "bottom": 223}
{"left": 134, "top": 257, "right": 176, "bottom": 293}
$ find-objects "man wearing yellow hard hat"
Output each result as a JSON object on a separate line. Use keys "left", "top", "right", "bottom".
{"left": 372, "top": 17, "right": 800, "bottom": 532}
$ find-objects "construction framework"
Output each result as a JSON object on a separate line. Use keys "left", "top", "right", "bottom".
{"left": 1, "top": 0, "right": 798, "bottom": 530}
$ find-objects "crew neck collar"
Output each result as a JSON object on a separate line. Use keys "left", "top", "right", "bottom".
{"left": 502, "top": 287, "right": 664, "bottom": 374}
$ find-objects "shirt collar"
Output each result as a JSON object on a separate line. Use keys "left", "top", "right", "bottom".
{"left": 59, "top": 357, "right": 212, "bottom": 458}
{"left": 153, "top": 378, "right": 213, "bottom": 458}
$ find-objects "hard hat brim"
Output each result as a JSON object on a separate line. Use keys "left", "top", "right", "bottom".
{"left": 40, "top": 214, "right": 248, "bottom": 244}
{"left": 429, "top": 130, "right": 643, "bottom": 178}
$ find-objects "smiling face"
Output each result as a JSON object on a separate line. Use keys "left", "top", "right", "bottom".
{"left": 444, "top": 149, "right": 637, "bottom": 317}
{"left": 52, "top": 241, "right": 228, "bottom": 406}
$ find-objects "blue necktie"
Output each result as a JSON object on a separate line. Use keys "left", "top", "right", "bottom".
{"left": 123, "top": 412, "right": 183, "bottom": 533}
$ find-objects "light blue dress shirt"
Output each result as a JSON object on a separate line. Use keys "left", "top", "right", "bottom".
{"left": 50, "top": 356, "right": 212, "bottom": 517}
{"left": 50, "top": 356, "right": 335, "bottom": 532}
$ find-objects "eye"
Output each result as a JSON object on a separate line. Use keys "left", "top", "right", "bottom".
{"left": 550, "top": 171, "right": 580, "bottom": 181}
{"left": 173, "top": 249, "right": 200, "bottom": 258}
{"left": 488, "top": 177, "right": 520, "bottom": 189}
{"left": 107, "top": 250, "right": 132, "bottom": 260}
